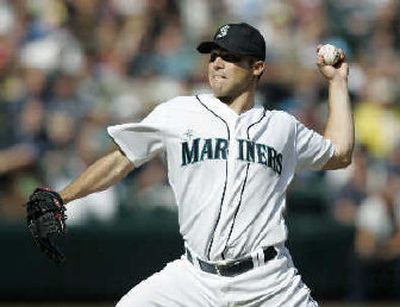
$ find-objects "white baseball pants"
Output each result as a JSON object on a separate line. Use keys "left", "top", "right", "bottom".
{"left": 116, "top": 245, "right": 318, "bottom": 307}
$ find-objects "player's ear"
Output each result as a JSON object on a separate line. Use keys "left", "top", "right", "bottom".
{"left": 253, "top": 60, "right": 265, "bottom": 78}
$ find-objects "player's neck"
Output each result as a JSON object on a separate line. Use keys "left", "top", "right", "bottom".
{"left": 219, "top": 91, "right": 255, "bottom": 115}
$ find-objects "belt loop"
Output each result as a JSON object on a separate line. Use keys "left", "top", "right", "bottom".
{"left": 250, "top": 250, "right": 258, "bottom": 268}
{"left": 258, "top": 247, "right": 265, "bottom": 265}
{"left": 256, "top": 247, "right": 265, "bottom": 267}
{"left": 250, "top": 247, "right": 265, "bottom": 268}
{"left": 273, "top": 243, "right": 283, "bottom": 259}
{"left": 194, "top": 256, "right": 202, "bottom": 269}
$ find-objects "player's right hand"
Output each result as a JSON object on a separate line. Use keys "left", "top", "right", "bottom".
{"left": 316, "top": 46, "right": 348, "bottom": 82}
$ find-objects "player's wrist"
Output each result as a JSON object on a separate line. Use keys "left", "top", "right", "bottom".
{"left": 328, "top": 76, "right": 348, "bottom": 86}
{"left": 58, "top": 190, "right": 70, "bottom": 205}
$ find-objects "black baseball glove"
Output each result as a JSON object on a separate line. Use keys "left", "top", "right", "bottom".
{"left": 26, "top": 187, "right": 67, "bottom": 263}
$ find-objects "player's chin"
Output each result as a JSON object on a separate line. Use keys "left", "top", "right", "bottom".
{"left": 211, "top": 85, "right": 226, "bottom": 97}
{"left": 213, "top": 87, "right": 234, "bottom": 102}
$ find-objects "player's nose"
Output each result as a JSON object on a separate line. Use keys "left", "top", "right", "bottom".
{"left": 212, "top": 56, "right": 225, "bottom": 69}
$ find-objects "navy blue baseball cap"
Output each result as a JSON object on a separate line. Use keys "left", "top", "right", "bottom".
{"left": 197, "top": 23, "right": 266, "bottom": 61}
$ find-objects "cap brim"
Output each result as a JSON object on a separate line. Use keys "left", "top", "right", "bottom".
{"left": 197, "top": 40, "right": 265, "bottom": 60}
{"left": 196, "top": 41, "right": 259, "bottom": 58}
{"left": 196, "top": 41, "right": 218, "bottom": 54}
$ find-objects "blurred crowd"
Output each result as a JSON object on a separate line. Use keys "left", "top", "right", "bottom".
{"left": 0, "top": 0, "right": 399, "bottom": 301}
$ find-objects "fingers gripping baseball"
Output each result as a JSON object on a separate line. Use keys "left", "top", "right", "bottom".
{"left": 316, "top": 44, "right": 348, "bottom": 81}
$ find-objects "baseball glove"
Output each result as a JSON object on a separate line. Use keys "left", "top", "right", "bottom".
{"left": 26, "top": 187, "right": 67, "bottom": 263}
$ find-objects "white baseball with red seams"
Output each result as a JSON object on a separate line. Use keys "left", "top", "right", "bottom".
{"left": 318, "top": 44, "right": 340, "bottom": 65}
{"left": 108, "top": 93, "right": 333, "bottom": 306}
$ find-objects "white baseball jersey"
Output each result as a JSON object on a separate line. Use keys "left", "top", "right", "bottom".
{"left": 108, "top": 93, "right": 334, "bottom": 262}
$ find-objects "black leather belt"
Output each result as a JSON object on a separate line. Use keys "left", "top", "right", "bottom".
{"left": 186, "top": 246, "right": 277, "bottom": 277}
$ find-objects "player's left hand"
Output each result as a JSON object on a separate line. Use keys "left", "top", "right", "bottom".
{"left": 316, "top": 45, "right": 348, "bottom": 82}
{"left": 26, "top": 187, "right": 67, "bottom": 264}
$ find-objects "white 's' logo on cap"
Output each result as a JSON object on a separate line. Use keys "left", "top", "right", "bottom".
{"left": 216, "top": 25, "right": 230, "bottom": 39}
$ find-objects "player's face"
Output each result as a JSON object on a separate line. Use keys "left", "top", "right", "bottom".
{"left": 208, "top": 48, "right": 262, "bottom": 100}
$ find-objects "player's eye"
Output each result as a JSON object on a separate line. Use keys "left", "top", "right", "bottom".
{"left": 210, "top": 52, "right": 242, "bottom": 63}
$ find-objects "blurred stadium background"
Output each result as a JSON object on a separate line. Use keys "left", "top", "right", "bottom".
{"left": 0, "top": 0, "right": 399, "bottom": 305}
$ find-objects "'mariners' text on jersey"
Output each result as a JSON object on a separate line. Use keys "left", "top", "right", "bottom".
{"left": 181, "top": 138, "right": 283, "bottom": 175}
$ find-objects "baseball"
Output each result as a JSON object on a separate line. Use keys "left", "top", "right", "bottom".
{"left": 318, "top": 44, "right": 340, "bottom": 65}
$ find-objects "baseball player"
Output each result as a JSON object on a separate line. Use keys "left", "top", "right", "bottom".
{"left": 27, "top": 23, "right": 353, "bottom": 306}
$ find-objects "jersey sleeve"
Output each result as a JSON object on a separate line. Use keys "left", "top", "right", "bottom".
{"left": 107, "top": 104, "right": 166, "bottom": 167}
{"left": 294, "top": 118, "right": 334, "bottom": 172}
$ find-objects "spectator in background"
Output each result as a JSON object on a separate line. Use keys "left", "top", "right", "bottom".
{"left": 332, "top": 145, "right": 369, "bottom": 226}
{"left": 0, "top": 97, "right": 44, "bottom": 219}
{"left": 354, "top": 76, "right": 400, "bottom": 160}
{"left": 0, "top": 66, "right": 50, "bottom": 222}
{"left": 388, "top": 143, "right": 400, "bottom": 174}
{"left": 349, "top": 172, "right": 400, "bottom": 301}
{"left": 0, "top": 98, "right": 45, "bottom": 175}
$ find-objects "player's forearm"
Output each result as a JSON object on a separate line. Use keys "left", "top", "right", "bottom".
{"left": 324, "top": 78, "right": 354, "bottom": 167}
{"left": 60, "top": 150, "right": 134, "bottom": 204}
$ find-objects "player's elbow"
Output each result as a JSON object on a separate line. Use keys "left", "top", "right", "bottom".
{"left": 337, "top": 153, "right": 352, "bottom": 168}
{"left": 335, "top": 143, "right": 354, "bottom": 168}
{"left": 323, "top": 150, "right": 352, "bottom": 170}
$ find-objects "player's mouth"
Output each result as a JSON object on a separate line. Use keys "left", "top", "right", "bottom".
{"left": 212, "top": 75, "right": 227, "bottom": 80}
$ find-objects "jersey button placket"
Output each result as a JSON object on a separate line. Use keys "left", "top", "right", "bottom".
{"left": 222, "top": 119, "right": 250, "bottom": 258}
{"left": 218, "top": 119, "right": 240, "bottom": 259}
{"left": 210, "top": 118, "right": 237, "bottom": 260}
